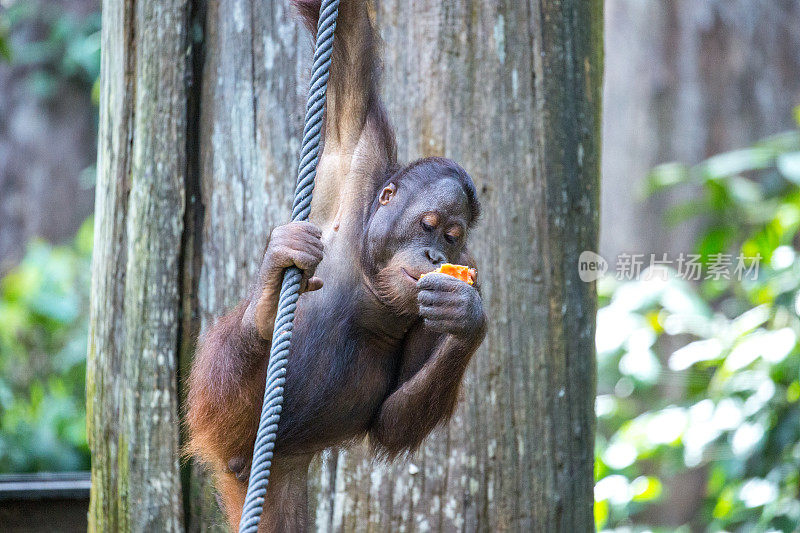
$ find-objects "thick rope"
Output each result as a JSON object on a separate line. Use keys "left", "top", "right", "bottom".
{"left": 238, "top": 2, "right": 340, "bottom": 531}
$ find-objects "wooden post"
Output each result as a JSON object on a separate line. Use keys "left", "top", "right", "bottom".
{"left": 86, "top": 0, "right": 191, "bottom": 530}
{"left": 87, "top": 0, "right": 602, "bottom": 530}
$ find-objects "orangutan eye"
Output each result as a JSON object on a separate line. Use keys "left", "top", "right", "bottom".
{"left": 444, "top": 227, "right": 463, "bottom": 243}
{"left": 421, "top": 213, "right": 439, "bottom": 232}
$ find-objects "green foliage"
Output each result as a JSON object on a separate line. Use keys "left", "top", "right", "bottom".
{"left": 0, "top": 13, "right": 11, "bottom": 62}
{"left": 0, "top": 0, "right": 101, "bottom": 99}
{"left": 597, "top": 113, "right": 800, "bottom": 532}
{"left": 0, "top": 218, "right": 93, "bottom": 473}
{"left": 0, "top": 1, "right": 99, "bottom": 474}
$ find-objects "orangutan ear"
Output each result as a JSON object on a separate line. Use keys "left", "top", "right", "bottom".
{"left": 378, "top": 183, "right": 397, "bottom": 205}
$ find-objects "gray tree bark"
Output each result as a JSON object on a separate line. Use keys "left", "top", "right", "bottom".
{"left": 88, "top": 0, "right": 601, "bottom": 531}
{"left": 86, "top": 0, "right": 191, "bottom": 530}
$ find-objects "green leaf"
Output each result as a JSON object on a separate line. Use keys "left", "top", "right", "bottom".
{"left": 75, "top": 216, "right": 95, "bottom": 255}
{"left": 594, "top": 498, "right": 609, "bottom": 530}
{"left": 646, "top": 162, "right": 689, "bottom": 195}
{"left": 0, "top": 267, "right": 41, "bottom": 302}
{"left": 777, "top": 152, "right": 800, "bottom": 184}
{"left": 702, "top": 148, "right": 775, "bottom": 180}
{"left": 697, "top": 226, "right": 734, "bottom": 261}
{"left": 724, "top": 175, "right": 762, "bottom": 205}
{"left": 30, "top": 292, "right": 79, "bottom": 324}
{"left": 631, "top": 476, "right": 663, "bottom": 502}
{"left": 0, "top": 11, "right": 10, "bottom": 62}
{"left": 664, "top": 198, "right": 712, "bottom": 227}
{"left": 713, "top": 487, "right": 736, "bottom": 519}
{"left": 755, "top": 130, "right": 800, "bottom": 152}
{"left": 0, "top": 35, "right": 10, "bottom": 63}
{"left": 787, "top": 381, "right": 800, "bottom": 403}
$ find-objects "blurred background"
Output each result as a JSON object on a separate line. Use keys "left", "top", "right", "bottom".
{"left": 0, "top": 0, "right": 799, "bottom": 531}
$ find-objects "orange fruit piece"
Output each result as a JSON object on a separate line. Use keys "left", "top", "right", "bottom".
{"left": 420, "top": 263, "right": 476, "bottom": 285}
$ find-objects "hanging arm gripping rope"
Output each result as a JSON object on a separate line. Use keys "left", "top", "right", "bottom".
{"left": 238, "top": 2, "right": 340, "bottom": 531}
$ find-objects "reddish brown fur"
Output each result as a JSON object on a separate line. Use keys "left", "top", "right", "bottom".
{"left": 184, "top": 304, "right": 264, "bottom": 527}
{"left": 295, "top": 0, "right": 394, "bottom": 156}
{"left": 185, "top": 2, "right": 486, "bottom": 531}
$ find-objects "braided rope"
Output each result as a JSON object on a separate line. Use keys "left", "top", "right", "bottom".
{"left": 238, "top": 2, "right": 340, "bottom": 531}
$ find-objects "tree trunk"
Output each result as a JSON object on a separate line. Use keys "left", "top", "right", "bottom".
{"left": 86, "top": 0, "right": 191, "bottom": 530}
{"left": 88, "top": 0, "right": 602, "bottom": 531}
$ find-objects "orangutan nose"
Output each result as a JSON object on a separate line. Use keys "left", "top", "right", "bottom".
{"left": 424, "top": 248, "right": 446, "bottom": 266}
